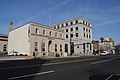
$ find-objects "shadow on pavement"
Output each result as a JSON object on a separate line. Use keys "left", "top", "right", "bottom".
{"left": 0, "top": 58, "right": 50, "bottom": 80}
{"left": 89, "top": 74, "right": 120, "bottom": 80}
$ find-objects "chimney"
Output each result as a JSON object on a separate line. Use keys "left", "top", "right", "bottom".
{"left": 8, "top": 22, "right": 13, "bottom": 33}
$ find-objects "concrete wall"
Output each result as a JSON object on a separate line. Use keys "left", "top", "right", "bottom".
{"left": 8, "top": 24, "right": 30, "bottom": 55}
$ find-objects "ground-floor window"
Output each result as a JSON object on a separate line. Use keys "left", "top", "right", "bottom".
{"left": 60, "top": 44, "right": 62, "bottom": 52}
{"left": 34, "top": 42, "right": 38, "bottom": 51}
{"left": 42, "top": 43, "right": 45, "bottom": 51}
{"left": 3, "top": 44, "right": 7, "bottom": 51}
{"left": 55, "top": 44, "right": 57, "bottom": 52}
{"left": 65, "top": 44, "right": 68, "bottom": 53}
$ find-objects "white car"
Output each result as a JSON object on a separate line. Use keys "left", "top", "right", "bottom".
{"left": 100, "top": 51, "right": 109, "bottom": 56}
{"left": 8, "top": 51, "right": 19, "bottom": 56}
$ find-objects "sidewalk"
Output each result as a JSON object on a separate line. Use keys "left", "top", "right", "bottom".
{"left": 0, "top": 56, "right": 33, "bottom": 61}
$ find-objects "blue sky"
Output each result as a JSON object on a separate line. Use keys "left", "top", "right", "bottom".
{"left": 0, "top": 0, "right": 120, "bottom": 44}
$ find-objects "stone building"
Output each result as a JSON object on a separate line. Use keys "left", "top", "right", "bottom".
{"left": 52, "top": 17, "right": 93, "bottom": 56}
{"left": 0, "top": 34, "right": 8, "bottom": 54}
{"left": 8, "top": 22, "right": 65, "bottom": 57}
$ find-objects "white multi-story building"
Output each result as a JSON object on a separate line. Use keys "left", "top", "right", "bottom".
{"left": 8, "top": 22, "right": 65, "bottom": 57}
{"left": 52, "top": 17, "right": 93, "bottom": 55}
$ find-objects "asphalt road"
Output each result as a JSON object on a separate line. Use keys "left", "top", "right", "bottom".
{"left": 0, "top": 55, "right": 120, "bottom": 80}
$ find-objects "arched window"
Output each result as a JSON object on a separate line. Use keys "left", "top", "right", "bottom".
{"left": 3, "top": 44, "right": 7, "bottom": 51}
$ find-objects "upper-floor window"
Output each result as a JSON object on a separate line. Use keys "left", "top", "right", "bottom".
{"left": 84, "top": 33, "right": 85, "bottom": 37}
{"left": 61, "top": 24, "right": 64, "bottom": 27}
{"left": 70, "top": 22, "right": 73, "bottom": 25}
{"left": 89, "top": 35, "right": 91, "bottom": 39}
{"left": 43, "top": 30, "right": 45, "bottom": 35}
{"left": 76, "top": 33, "right": 78, "bottom": 37}
{"left": 49, "top": 31, "right": 52, "bottom": 36}
{"left": 55, "top": 33, "right": 57, "bottom": 37}
{"left": 71, "top": 28, "right": 73, "bottom": 31}
{"left": 75, "top": 20, "right": 78, "bottom": 24}
{"left": 76, "top": 27, "right": 78, "bottom": 30}
{"left": 66, "top": 23, "right": 68, "bottom": 26}
{"left": 86, "top": 28, "right": 88, "bottom": 32}
{"left": 83, "top": 27, "right": 85, "bottom": 31}
{"left": 54, "top": 26, "right": 56, "bottom": 29}
{"left": 89, "top": 30, "right": 90, "bottom": 33}
{"left": 58, "top": 25, "right": 59, "bottom": 28}
{"left": 83, "top": 20, "right": 85, "bottom": 24}
{"left": 86, "top": 34, "right": 88, "bottom": 38}
{"left": 66, "top": 35, "right": 68, "bottom": 38}
{"left": 66, "top": 29, "right": 68, "bottom": 32}
{"left": 60, "top": 34, "right": 62, "bottom": 38}
{"left": 35, "top": 28, "right": 38, "bottom": 34}
{"left": 71, "top": 34, "right": 73, "bottom": 38}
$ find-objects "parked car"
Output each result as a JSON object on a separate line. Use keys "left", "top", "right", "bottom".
{"left": 100, "top": 51, "right": 109, "bottom": 56}
{"left": 8, "top": 50, "right": 19, "bottom": 56}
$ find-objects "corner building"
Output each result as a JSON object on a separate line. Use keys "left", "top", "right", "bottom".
{"left": 8, "top": 22, "right": 65, "bottom": 57}
{"left": 52, "top": 18, "right": 93, "bottom": 55}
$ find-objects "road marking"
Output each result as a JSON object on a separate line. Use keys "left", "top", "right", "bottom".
{"left": 0, "top": 58, "right": 100, "bottom": 70}
{"left": 105, "top": 74, "right": 113, "bottom": 80}
{"left": 91, "top": 59, "right": 113, "bottom": 65}
{"left": 8, "top": 70, "right": 55, "bottom": 80}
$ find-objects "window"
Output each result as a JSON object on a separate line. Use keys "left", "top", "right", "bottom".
{"left": 60, "top": 44, "right": 62, "bottom": 52}
{"left": 83, "top": 20, "right": 85, "bottom": 24}
{"left": 70, "top": 22, "right": 73, "bottom": 25}
{"left": 61, "top": 24, "right": 64, "bottom": 27}
{"left": 49, "top": 31, "right": 52, "bottom": 36}
{"left": 60, "top": 34, "right": 62, "bottom": 38}
{"left": 66, "top": 23, "right": 68, "bottom": 26}
{"left": 66, "top": 35, "right": 68, "bottom": 38}
{"left": 55, "top": 33, "right": 57, "bottom": 37}
{"left": 75, "top": 20, "right": 78, "bottom": 24}
{"left": 35, "top": 28, "right": 38, "bottom": 34}
{"left": 84, "top": 33, "right": 85, "bottom": 37}
{"left": 54, "top": 26, "right": 56, "bottom": 29}
{"left": 71, "top": 28, "right": 73, "bottom": 31}
{"left": 34, "top": 42, "right": 38, "bottom": 51}
{"left": 83, "top": 27, "right": 85, "bottom": 31}
{"left": 87, "top": 34, "right": 88, "bottom": 38}
{"left": 71, "top": 34, "right": 73, "bottom": 38}
{"left": 55, "top": 44, "right": 57, "bottom": 52}
{"left": 76, "top": 33, "right": 78, "bottom": 37}
{"left": 77, "top": 46, "right": 79, "bottom": 48}
{"left": 66, "top": 29, "right": 68, "bottom": 32}
{"left": 58, "top": 25, "right": 59, "bottom": 28}
{"left": 42, "top": 43, "right": 45, "bottom": 51}
{"left": 3, "top": 44, "right": 7, "bottom": 51}
{"left": 89, "top": 30, "right": 90, "bottom": 33}
{"left": 76, "top": 27, "right": 78, "bottom": 30}
{"left": 86, "top": 28, "right": 88, "bottom": 32}
{"left": 89, "top": 35, "right": 91, "bottom": 38}
{"left": 43, "top": 30, "right": 45, "bottom": 35}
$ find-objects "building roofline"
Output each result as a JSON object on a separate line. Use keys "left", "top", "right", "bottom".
{"left": 10, "top": 22, "right": 64, "bottom": 33}
{"left": 51, "top": 17, "right": 92, "bottom": 26}
{"left": 0, "top": 34, "right": 8, "bottom": 37}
